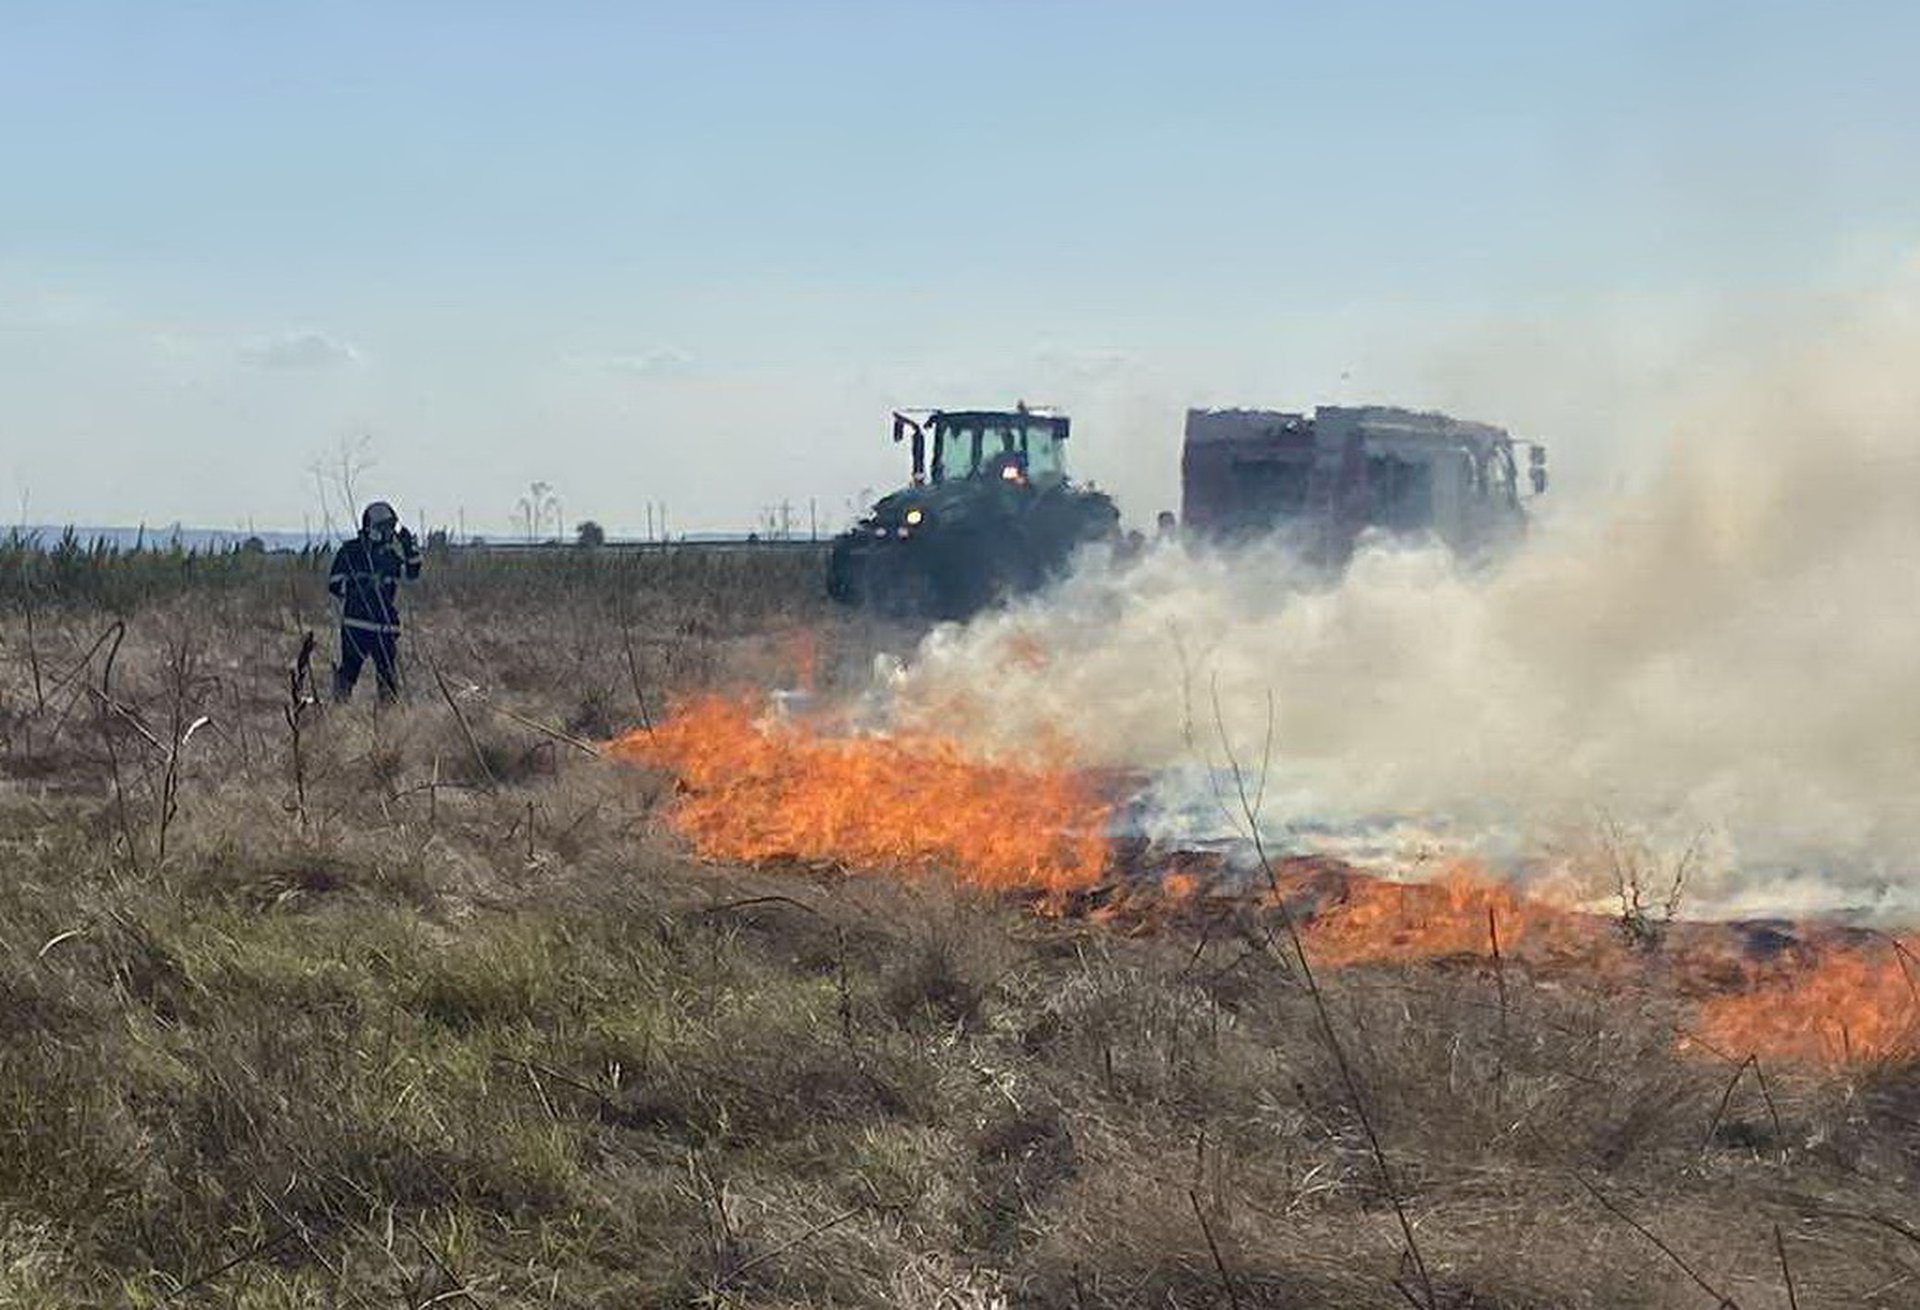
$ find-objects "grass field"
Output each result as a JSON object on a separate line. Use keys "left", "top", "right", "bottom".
{"left": 2, "top": 544, "right": 1918, "bottom": 1307}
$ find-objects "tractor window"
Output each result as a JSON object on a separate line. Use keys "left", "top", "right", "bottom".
{"left": 931, "top": 424, "right": 980, "bottom": 482}
{"left": 929, "top": 417, "right": 1069, "bottom": 482}
{"left": 980, "top": 424, "right": 1025, "bottom": 482}
{"left": 1021, "top": 423, "right": 1065, "bottom": 479}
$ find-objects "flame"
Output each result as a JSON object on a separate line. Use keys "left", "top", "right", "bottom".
{"left": 1283, "top": 863, "right": 1605, "bottom": 969}
{"left": 1160, "top": 870, "right": 1202, "bottom": 900}
{"left": 1289, "top": 869, "right": 1920, "bottom": 1066}
{"left": 610, "top": 696, "right": 1109, "bottom": 896}
{"left": 613, "top": 701, "right": 1920, "bottom": 1069}
{"left": 1292, "top": 873, "right": 1920, "bottom": 1068}
{"left": 1694, "top": 935, "right": 1920, "bottom": 1064}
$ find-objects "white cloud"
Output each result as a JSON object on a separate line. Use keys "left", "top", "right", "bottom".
{"left": 593, "top": 347, "right": 694, "bottom": 378}
{"left": 1032, "top": 344, "right": 1134, "bottom": 381}
{"left": 245, "top": 330, "right": 362, "bottom": 370}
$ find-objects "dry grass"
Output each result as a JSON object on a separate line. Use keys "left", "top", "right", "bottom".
{"left": 0, "top": 546, "right": 1917, "bottom": 1307}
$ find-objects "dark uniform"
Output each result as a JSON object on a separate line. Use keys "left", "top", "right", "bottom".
{"left": 327, "top": 502, "right": 422, "bottom": 701}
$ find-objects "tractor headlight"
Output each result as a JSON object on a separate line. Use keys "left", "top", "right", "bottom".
{"left": 904, "top": 508, "right": 925, "bottom": 526}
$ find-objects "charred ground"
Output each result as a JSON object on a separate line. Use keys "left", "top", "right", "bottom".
{"left": 1, "top": 544, "right": 1916, "bottom": 1307}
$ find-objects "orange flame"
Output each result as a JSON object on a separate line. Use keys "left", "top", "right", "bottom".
{"left": 1694, "top": 935, "right": 1920, "bottom": 1064}
{"left": 1294, "top": 873, "right": 1920, "bottom": 1068}
{"left": 610, "top": 696, "right": 1109, "bottom": 896}
{"left": 1284, "top": 864, "right": 1605, "bottom": 969}
{"left": 613, "top": 700, "right": 1920, "bottom": 1069}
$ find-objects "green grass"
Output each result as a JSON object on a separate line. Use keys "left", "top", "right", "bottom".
{"left": 0, "top": 549, "right": 1917, "bottom": 1306}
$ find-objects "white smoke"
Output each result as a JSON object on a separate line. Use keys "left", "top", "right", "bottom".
{"left": 887, "top": 273, "right": 1920, "bottom": 918}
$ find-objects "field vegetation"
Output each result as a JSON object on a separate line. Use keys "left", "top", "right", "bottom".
{"left": 1, "top": 543, "right": 1917, "bottom": 1307}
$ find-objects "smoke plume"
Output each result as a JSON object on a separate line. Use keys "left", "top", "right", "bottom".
{"left": 888, "top": 275, "right": 1920, "bottom": 918}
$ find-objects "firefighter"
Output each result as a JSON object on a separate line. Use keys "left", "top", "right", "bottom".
{"left": 327, "top": 501, "right": 422, "bottom": 702}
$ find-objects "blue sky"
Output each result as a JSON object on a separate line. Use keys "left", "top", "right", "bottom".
{"left": 3, "top": 1, "right": 1917, "bottom": 535}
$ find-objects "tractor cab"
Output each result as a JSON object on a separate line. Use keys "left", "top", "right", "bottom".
{"left": 830, "top": 404, "right": 1117, "bottom": 619}
{"left": 895, "top": 409, "right": 1071, "bottom": 488}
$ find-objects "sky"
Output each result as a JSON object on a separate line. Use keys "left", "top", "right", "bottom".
{"left": 2, "top": 1, "right": 1918, "bottom": 538}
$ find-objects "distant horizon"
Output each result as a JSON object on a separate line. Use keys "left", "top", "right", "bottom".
{"left": 5, "top": 521, "right": 826, "bottom": 549}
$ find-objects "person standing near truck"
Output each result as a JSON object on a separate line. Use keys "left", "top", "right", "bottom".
{"left": 327, "top": 500, "right": 422, "bottom": 702}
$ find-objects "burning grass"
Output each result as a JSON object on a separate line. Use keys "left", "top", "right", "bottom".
{"left": 610, "top": 694, "right": 1110, "bottom": 896}
{"left": 620, "top": 696, "right": 1920, "bottom": 1074}
{"left": 1290, "top": 868, "right": 1920, "bottom": 1066}
{"left": 1694, "top": 932, "right": 1920, "bottom": 1064}
{"left": 2, "top": 549, "right": 1919, "bottom": 1306}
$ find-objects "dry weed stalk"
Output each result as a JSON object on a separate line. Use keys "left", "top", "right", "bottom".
{"left": 1702, "top": 1053, "right": 1783, "bottom": 1154}
{"left": 47, "top": 619, "right": 141, "bottom": 751}
{"left": 21, "top": 569, "right": 45, "bottom": 714}
{"left": 1488, "top": 903, "right": 1509, "bottom": 1113}
{"left": 1774, "top": 1223, "right": 1799, "bottom": 1310}
{"left": 1575, "top": 1174, "right": 1742, "bottom": 1308}
{"left": 617, "top": 595, "right": 656, "bottom": 737}
{"left": 418, "top": 636, "right": 497, "bottom": 790}
{"left": 1204, "top": 678, "right": 1438, "bottom": 1310}
{"left": 1187, "top": 1187, "right": 1242, "bottom": 1310}
{"left": 284, "top": 630, "right": 318, "bottom": 830}
{"left": 95, "top": 620, "right": 140, "bottom": 870}
{"left": 151, "top": 629, "right": 209, "bottom": 864}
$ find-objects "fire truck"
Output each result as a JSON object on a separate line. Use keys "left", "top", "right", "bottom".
{"left": 1179, "top": 405, "right": 1547, "bottom": 562}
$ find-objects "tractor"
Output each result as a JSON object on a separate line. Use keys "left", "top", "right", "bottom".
{"left": 827, "top": 406, "right": 1119, "bottom": 619}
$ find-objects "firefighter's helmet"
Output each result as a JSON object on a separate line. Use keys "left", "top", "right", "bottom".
{"left": 361, "top": 501, "right": 399, "bottom": 540}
